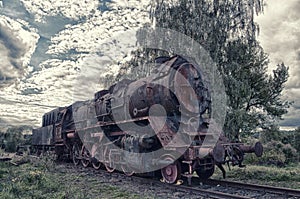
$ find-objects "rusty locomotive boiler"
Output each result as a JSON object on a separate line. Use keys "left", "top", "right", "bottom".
{"left": 31, "top": 55, "right": 263, "bottom": 184}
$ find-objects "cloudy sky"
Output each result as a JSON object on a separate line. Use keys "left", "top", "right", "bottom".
{"left": 0, "top": 0, "right": 150, "bottom": 127}
{"left": 255, "top": 0, "right": 300, "bottom": 129}
{"left": 0, "top": 0, "right": 299, "bottom": 129}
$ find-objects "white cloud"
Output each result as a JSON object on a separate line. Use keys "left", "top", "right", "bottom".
{"left": 256, "top": 0, "right": 300, "bottom": 128}
{"left": 0, "top": 0, "right": 151, "bottom": 126}
{"left": 0, "top": 15, "right": 39, "bottom": 84}
{"left": 47, "top": 3, "right": 150, "bottom": 55}
{"left": 0, "top": 58, "right": 79, "bottom": 126}
{"left": 20, "top": 0, "right": 100, "bottom": 22}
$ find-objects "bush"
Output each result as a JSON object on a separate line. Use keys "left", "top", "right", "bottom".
{"left": 245, "top": 140, "right": 298, "bottom": 166}
{"left": 4, "top": 131, "right": 23, "bottom": 152}
{"left": 222, "top": 164, "right": 300, "bottom": 188}
{"left": 252, "top": 127, "right": 300, "bottom": 165}
{"left": 282, "top": 143, "right": 298, "bottom": 163}
{"left": 0, "top": 126, "right": 32, "bottom": 152}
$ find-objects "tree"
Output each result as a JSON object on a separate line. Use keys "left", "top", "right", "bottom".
{"left": 292, "top": 127, "right": 300, "bottom": 153}
{"left": 222, "top": 41, "right": 290, "bottom": 139}
{"left": 149, "top": 0, "right": 264, "bottom": 60}
{"left": 113, "top": 0, "right": 290, "bottom": 139}
{"left": 148, "top": 0, "right": 290, "bottom": 139}
{"left": 2, "top": 125, "right": 32, "bottom": 152}
{"left": 116, "top": 0, "right": 265, "bottom": 80}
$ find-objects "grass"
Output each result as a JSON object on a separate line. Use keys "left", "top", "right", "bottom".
{"left": 1, "top": 153, "right": 299, "bottom": 198}
{"left": 0, "top": 158, "right": 148, "bottom": 199}
{"left": 212, "top": 163, "right": 300, "bottom": 189}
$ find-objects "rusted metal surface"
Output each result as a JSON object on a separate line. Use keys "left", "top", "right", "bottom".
{"left": 239, "top": 142, "right": 263, "bottom": 157}
{"left": 160, "top": 156, "right": 181, "bottom": 184}
{"left": 211, "top": 144, "right": 225, "bottom": 163}
{"left": 32, "top": 126, "right": 54, "bottom": 146}
{"left": 42, "top": 107, "right": 65, "bottom": 127}
{"left": 66, "top": 132, "right": 76, "bottom": 139}
{"left": 31, "top": 55, "right": 263, "bottom": 184}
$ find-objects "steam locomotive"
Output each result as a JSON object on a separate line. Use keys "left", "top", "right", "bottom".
{"left": 32, "top": 55, "right": 263, "bottom": 184}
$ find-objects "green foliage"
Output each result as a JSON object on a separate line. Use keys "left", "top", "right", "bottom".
{"left": 244, "top": 127, "right": 299, "bottom": 166}
{"left": 261, "top": 141, "right": 298, "bottom": 165}
{"left": 150, "top": 0, "right": 264, "bottom": 53}
{"left": 116, "top": 0, "right": 265, "bottom": 84}
{"left": 0, "top": 126, "right": 32, "bottom": 152}
{"left": 3, "top": 130, "right": 23, "bottom": 153}
{"left": 113, "top": 48, "right": 170, "bottom": 82}
{"left": 0, "top": 161, "right": 144, "bottom": 199}
{"left": 289, "top": 127, "right": 300, "bottom": 152}
{"left": 111, "top": 0, "right": 290, "bottom": 139}
{"left": 0, "top": 162, "right": 60, "bottom": 199}
{"left": 260, "top": 125, "right": 281, "bottom": 143}
{"left": 282, "top": 143, "right": 298, "bottom": 163}
{"left": 222, "top": 43, "right": 290, "bottom": 139}
{"left": 220, "top": 164, "right": 300, "bottom": 189}
{"left": 261, "top": 127, "right": 299, "bottom": 164}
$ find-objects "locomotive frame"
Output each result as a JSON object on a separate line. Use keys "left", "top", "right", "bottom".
{"left": 31, "top": 55, "right": 263, "bottom": 184}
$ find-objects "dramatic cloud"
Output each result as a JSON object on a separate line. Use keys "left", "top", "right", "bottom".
{"left": 0, "top": 0, "right": 151, "bottom": 127}
{"left": 0, "top": 23, "right": 26, "bottom": 83}
{"left": 20, "top": 0, "right": 100, "bottom": 22}
{"left": 256, "top": 0, "right": 300, "bottom": 129}
{"left": 0, "top": 0, "right": 298, "bottom": 129}
{"left": 0, "top": 15, "right": 39, "bottom": 86}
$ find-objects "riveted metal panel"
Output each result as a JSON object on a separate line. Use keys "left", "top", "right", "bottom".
{"left": 32, "top": 125, "right": 54, "bottom": 146}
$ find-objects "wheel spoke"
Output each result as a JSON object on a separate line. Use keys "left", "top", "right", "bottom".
{"left": 81, "top": 146, "right": 90, "bottom": 168}
{"left": 104, "top": 145, "right": 115, "bottom": 173}
{"left": 121, "top": 164, "right": 134, "bottom": 176}
{"left": 72, "top": 144, "right": 80, "bottom": 166}
{"left": 92, "top": 161, "right": 102, "bottom": 170}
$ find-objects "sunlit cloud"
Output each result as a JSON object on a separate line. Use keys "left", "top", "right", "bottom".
{"left": 0, "top": 0, "right": 151, "bottom": 127}
{"left": 0, "top": 0, "right": 298, "bottom": 129}
{"left": 0, "top": 15, "right": 39, "bottom": 86}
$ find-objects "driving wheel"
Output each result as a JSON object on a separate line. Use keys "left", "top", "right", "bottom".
{"left": 81, "top": 146, "right": 90, "bottom": 168}
{"left": 161, "top": 156, "right": 181, "bottom": 184}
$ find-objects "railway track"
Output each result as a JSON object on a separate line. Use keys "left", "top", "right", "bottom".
{"left": 72, "top": 167, "right": 245, "bottom": 198}
{"left": 196, "top": 178, "right": 300, "bottom": 198}
{"left": 58, "top": 161, "right": 299, "bottom": 199}
{"left": 27, "top": 155, "right": 299, "bottom": 199}
{"left": 56, "top": 161, "right": 250, "bottom": 199}
{"left": 129, "top": 175, "right": 252, "bottom": 199}
{"left": 98, "top": 169, "right": 300, "bottom": 198}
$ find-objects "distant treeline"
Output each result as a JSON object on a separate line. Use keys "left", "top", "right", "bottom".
{"left": 246, "top": 127, "right": 300, "bottom": 166}
{"left": 0, "top": 125, "right": 32, "bottom": 152}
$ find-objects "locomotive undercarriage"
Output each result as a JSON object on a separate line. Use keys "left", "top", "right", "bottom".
{"left": 53, "top": 115, "right": 255, "bottom": 185}
{"left": 31, "top": 109, "right": 263, "bottom": 185}
{"left": 31, "top": 55, "right": 263, "bottom": 184}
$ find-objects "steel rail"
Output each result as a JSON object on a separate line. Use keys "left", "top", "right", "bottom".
{"left": 198, "top": 178, "right": 300, "bottom": 198}
{"left": 67, "top": 162, "right": 252, "bottom": 199}
{"left": 129, "top": 175, "right": 252, "bottom": 199}
{"left": 33, "top": 160, "right": 299, "bottom": 199}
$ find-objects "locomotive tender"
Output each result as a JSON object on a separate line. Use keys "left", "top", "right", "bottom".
{"left": 32, "top": 55, "right": 263, "bottom": 184}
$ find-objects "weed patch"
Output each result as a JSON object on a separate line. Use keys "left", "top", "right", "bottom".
{"left": 212, "top": 164, "right": 300, "bottom": 189}
{"left": 0, "top": 161, "right": 148, "bottom": 198}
